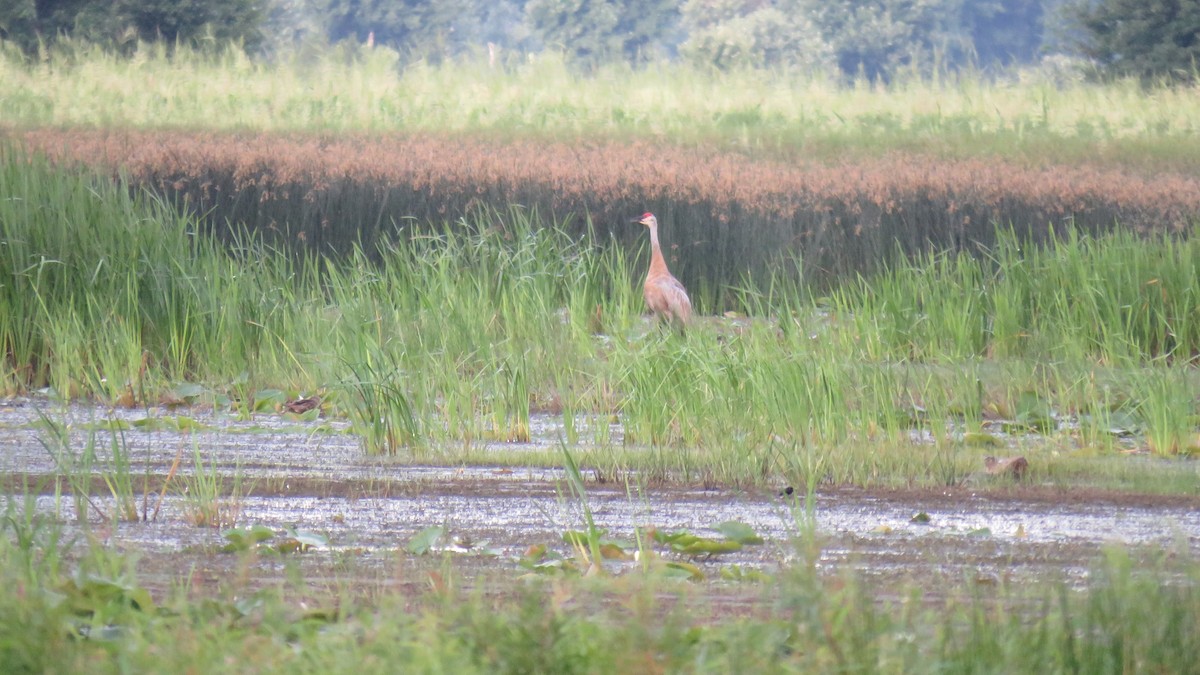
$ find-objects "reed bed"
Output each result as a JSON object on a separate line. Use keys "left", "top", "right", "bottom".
{"left": 4, "top": 42, "right": 1200, "bottom": 166}
{"left": 13, "top": 128, "right": 1200, "bottom": 302}
{"left": 3, "top": 149, "right": 1197, "bottom": 482}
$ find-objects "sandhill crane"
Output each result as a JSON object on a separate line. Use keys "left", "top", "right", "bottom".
{"left": 634, "top": 212, "right": 692, "bottom": 327}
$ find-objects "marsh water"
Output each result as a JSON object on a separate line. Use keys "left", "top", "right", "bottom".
{"left": 2, "top": 399, "right": 1196, "bottom": 600}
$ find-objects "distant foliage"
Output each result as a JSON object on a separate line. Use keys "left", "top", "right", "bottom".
{"left": 968, "top": 0, "right": 1046, "bottom": 69}
{"left": 524, "top": 0, "right": 679, "bottom": 69}
{"left": 312, "top": 0, "right": 478, "bottom": 61}
{"left": 1069, "top": 0, "right": 1200, "bottom": 85}
{"left": 0, "top": 0, "right": 263, "bottom": 55}
{"left": 116, "top": 0, "right": 264, "bottom": 50}
{"left": 798, "top": 0, "right": 975, "bottom": 81}
{"left": 0, "top": 0, "right": 1115, "bottom": 81}
{"left": 679, "top": 0, "right": 834, "bottom": 71}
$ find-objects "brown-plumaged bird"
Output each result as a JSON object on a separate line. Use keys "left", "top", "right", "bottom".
{"left": 634, "top": 212, "right": 692, "bottom": 327}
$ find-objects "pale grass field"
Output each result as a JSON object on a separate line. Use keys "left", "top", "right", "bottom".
{"left": 3, "top": 41, "right": 1199, "bottom": 153}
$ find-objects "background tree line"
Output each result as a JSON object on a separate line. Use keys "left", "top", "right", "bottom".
{"left": 1, "top": 0, "right": 1197, "bottom": 84}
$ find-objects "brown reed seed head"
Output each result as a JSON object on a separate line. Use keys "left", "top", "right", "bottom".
{"left": 12, "top": 128, "right": 1200, "bottom": 284}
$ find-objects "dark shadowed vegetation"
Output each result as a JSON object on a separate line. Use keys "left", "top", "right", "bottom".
{"left": 13, "top": 128, "right": 1200, "bottom": 304}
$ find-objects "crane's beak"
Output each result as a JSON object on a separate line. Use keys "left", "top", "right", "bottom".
{"left": 630, "top": 217, "right": 643, "bottom": 224}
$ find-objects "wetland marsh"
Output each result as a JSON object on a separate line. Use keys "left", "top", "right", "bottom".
{"left": 1, "top": 47, "right": 1198, "bottom": 672}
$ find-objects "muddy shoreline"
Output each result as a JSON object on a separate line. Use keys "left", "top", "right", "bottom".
{"left": 2, "top": 400, "right": 1196, "bottom": 602}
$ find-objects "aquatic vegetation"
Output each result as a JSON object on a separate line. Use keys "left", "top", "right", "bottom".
{"left": 2, "top": 44, "right": 1199, "bottom": 672}
{"left": 13, "top": 128, "right": 1200, "bottom": 298}
{"left": 1, "top": 482, "right": 1198, "bottom": 673}
{"left": 2, "top": 149, "right": 1197, "bottom": 477}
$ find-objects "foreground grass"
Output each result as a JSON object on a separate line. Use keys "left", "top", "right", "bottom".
{"left": 3, "top": 41, "right": 1200, "bottom": 167}
{"left": 1, "top": 498, "right": 1197, "bottom": 673}
{"left": 1, "top": 149, "right": 1198, "bottom": 490}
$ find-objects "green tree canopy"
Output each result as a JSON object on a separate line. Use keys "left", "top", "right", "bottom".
{"left": 966, "top": 0, "right": 1044, "bottom": 68}
{"left": 679, "top": 0, "right": 834, "bottom": 71}
{"left": 313, "top": 0, "right": 479, "bottom": 61}
{"left": 798, "top": 0, "right": 977, "bottom": 81}
{"left": 1070, "top": 0, "right": 1200, "bottom": 84}
{"left": 524, "top": 0, "right": 679, "bottom": 69}
{"left": 0, "top": 0, "right": 264, "bottom": 55}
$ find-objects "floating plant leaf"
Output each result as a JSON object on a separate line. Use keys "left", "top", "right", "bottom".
{"left": 173, "top": 415, "right": 206, "bottom": 431}
{"left": 518, "top": 545, "right": 550, "bottom": 569}
{"left": 963, "top": 431, "right": 1001, "bottom": 447}
{"left": 518, "top": 545, "right": 575, "bottom": 574}
{"left": 562, "top": 529, "right": 599, "bottom": 548}
{"left": 253, "top": 389, "right": 287, "bottom": 412}
{"left": 283, "top": 528, "right": 328, "bottom": 552}
{"left": 719, "top": 565, "right": 771, "bottom": 583}
{"left": 676, "top": 539, "right": 742, "bottom": 556}
{"left": 911, "top": 512, "right": 932, "bottom": 524}
{"left": 561, "top": 528, "right": 629, "bottom": 553}
{"left": 406, "top": 526, "right": 445, "bottom": 555}
{"left": 64, "top": 575, "right": 156, "bottom": 616}
{"left": 598, "top": 543, "right": 630, "bottom": 560}
{"left": 172, "top": 382, "right": 206, "bottom": 402}
{"left": 651, "top": 529, "right": 694, "bottom": 545}
{"left": 1014, "top": 391, "right": 1055, "bottom": 432}
{"left": 300, "top": 606, "right": 341, "bottom": 623}
{"left": 661, "top": 561, "right": 705, "bottom": 581}
{"left": 645, "top": 528, "right": 742, "bottom": 556}
{"left": 221, "top": 525, "right": 275, "bottom": 552}
{"left": 711, "top": 520, "right": 763, "bottom": 545}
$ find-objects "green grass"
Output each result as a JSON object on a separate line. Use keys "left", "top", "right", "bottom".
{"left": 4, "top": 41, "right": 1200, "bottom": 167}
{"left": 1, "top": 148, "right": 1197, "bottom": 490}
{"left": 3, "top": 40, "right": 1198, "bottom": 672}
{"left": 0, "top": 493, "right": 1197, "bottom": 673}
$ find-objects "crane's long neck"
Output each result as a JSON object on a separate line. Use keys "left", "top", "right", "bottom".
{"left": 647, "top": 223, "right": 670, "bottom": 277}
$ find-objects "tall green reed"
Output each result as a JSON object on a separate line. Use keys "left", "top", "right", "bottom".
{"left": 5, "top": 147, "right": 1197, "bottom": 474}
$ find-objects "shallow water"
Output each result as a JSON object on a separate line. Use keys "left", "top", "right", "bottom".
{"left": 2, "top": 399, "right": 1196, "bottom": 598}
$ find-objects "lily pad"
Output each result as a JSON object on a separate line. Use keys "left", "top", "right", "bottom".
{"left": 676, "top": 538, "right": 743, "bottom": 556}
{"left": 661, "top": 561, "right": 705, "bottom": 581}
{"left": 1012, "top": 390, "right": 1055, "bottom": 433}
{"left": 280, "top": 528, "right": 328, "bottom": 552}
{"left": 598, "top": 542, "right": 631, "bottom": 560}
{"left": 63, "top": 574, "right": 155, "bottom": 616}
{"left": 719, "top": 565, "right": 771, "bottom": 583}
{"left": 253, "top": 389, "right": 287, "bottom": 412}
{"left": 963, "top": 431, "right": 1002, "bottom": 447}
{"left": 406, "top": 526, "right": 445, "bottom": 555}
{"left": 221, "top": 525, "right": 275, "bottom": 553}
{"left": 711, "top": 520, "right": 764, "bottom": 545}
{"left": 171, "top": 382, "right": 207, "bottom": 403}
